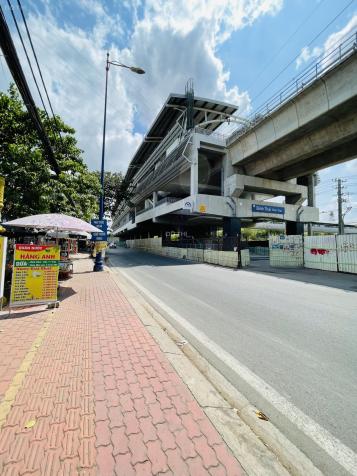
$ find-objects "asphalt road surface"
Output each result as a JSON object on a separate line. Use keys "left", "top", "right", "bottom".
{"left": 109, "top": 248, "right": 357, "bottom": 473}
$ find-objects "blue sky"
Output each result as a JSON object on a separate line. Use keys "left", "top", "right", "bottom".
{"left": 0, "top": 0, "right": 356, "bottom": 222}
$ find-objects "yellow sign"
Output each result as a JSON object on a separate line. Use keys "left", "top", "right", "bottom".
{"left": 198, "top": 203, "right": 207, "bottom": 213}
{"left": 0, "top": 176, "right": 4, "bottom": 210}
{"left": 0, "top": 237, "right": 7, "bottom": 300}
{"left": 10, "top": 244, "right": 60, "bottom": 307}
{"left": 95, "top": 241, "right": 107, "bottom": 252}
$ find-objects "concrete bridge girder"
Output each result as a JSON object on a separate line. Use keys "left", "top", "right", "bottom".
{"left": 224, "top": 174, "right": 307, "bottom": 205}
{"left": 229, "top": 53, "right": 357, "bottom": 179}
{"left": 244, "top": 108, "right": 357, "bottom": 179}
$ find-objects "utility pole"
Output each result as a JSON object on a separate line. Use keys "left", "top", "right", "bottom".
{"left": 336, "top": 178, "right": 344, "bottom": 235}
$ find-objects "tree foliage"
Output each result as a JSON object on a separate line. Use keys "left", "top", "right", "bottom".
{"left": 0, "top": 84, "right": 100, "bottom": 221}
{"left": 94, "top": 171, "right": 123, "bottom": 216}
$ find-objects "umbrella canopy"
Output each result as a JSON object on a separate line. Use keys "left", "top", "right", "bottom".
{"left": 3, "top": 213, "right": 102, "bottom": 233}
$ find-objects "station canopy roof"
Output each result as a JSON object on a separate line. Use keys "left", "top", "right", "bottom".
{"left": 125, "top": 93, "right": 238, "bottom": 181}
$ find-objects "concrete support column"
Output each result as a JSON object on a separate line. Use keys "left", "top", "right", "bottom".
{"left": 307, "top": 175, "right": 315, "bottom": 236}
{"left": 297, "top": 175, "right": 315, "bottom": 235}
{"left": 286, "top": 221, "right": 304, "bottom": 235}
{"left": 153, "top": 191, "right": 158, "bottom": 207}
{"left": 223, "top": 217, "right": 241, "bottom": 251}
{"left": 223, "top": 151, "right": 234, "bottom": 196}
{"left": 190, "top": 136, "right": 199, "bottom": 196}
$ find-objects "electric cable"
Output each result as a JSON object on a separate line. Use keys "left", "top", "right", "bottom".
{"left": 251, "top": 0, "right": 356, "bottom": 106}
{"left": 6, "top": 0, "right": 60, "bottom": 145}
{"left": 248, "top": 0, "right": 328, "bottom": 94}
{"left": 17, "top": 0, "right": 64, "bottom": 143}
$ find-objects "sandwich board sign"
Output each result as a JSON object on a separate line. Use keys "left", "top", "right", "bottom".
{"left": 10, "top": 244, "right": 60, "bottom": 308}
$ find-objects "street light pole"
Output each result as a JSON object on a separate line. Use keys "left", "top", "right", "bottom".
{"left": 94, "top": 53, "right": 145, "bottom": 272}
{"left": 93, "top": 53, "right": 109, "bottom": 272}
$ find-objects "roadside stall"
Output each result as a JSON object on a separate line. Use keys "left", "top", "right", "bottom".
{"left": 1, "top": 214, "right": 101, "bottom": 311}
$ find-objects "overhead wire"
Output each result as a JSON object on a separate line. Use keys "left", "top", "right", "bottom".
{"left": 6, "top": 0, "right": 61, "bottom": 147}
{"left": 0, "top": 4, "right": 78, "bottom": 208}
{"left": 16, "top": 0, "right": 64, "bottom": 144}
{"left": 0, "top": 3, "right": 60, "bottom": 174}
{"left": 248, "top": 0, "right": 328, "bottom": 94}
{"left": 6, "top": 1, "right": 50, "bottom": 120}
{"left": 250, "top": 0, "right": 356, "bottom": 106}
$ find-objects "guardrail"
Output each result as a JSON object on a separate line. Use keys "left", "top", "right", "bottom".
{"left": 228, "top": 29, "right": 357, "bottom": 144}
{"left": 136, "top": 204, "right": 153, "bottom": 216}
{"left": 195, "top": 127, "right": 226, "bottom": 143}
{"left": 156, "top": 196, "right": 181, "bottom": 207}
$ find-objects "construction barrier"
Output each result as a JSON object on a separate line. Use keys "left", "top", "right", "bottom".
{"left": 304, "top": 235, "right": 337, "bottom": 272}
{"left": 241, "top": 249, "right": 250, "bottom": 267}
{"left": 337, "top": 235, "right": 357, "bottom": 274}
{"left": 269, "top": 234, "right": 357, "bottom": 274}
{"left": 125, "top": 239, "right": 250, "bottom": 268}
{"left": 186, "top": 248, "right": 204, "bottom": 262}
{"left": 269, "top": 235, "right": 303, "bottom": 267}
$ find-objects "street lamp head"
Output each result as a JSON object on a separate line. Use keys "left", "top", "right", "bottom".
{"left": 130, "top": 66, "right": 145, "bottom": 74}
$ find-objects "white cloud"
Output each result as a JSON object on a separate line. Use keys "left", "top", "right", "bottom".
{"left": 296, "top": 13, "right": 357, "bottom": 69}
{"left": 296, "top": 45, "right": 322, "bottom": 69}
{"left": 1, "top": 0, "right": 283, "bottom": 173}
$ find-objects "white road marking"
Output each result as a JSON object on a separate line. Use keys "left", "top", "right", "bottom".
{"left": 119, "top": 266, "right": 357, "bottom": 476}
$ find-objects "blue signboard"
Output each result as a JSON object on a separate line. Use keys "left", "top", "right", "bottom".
{"left": 91, "top": 219, "right": 108, "bottom": 241}
{"left": 252, "top": 204, "right": 285, "bottom": 215}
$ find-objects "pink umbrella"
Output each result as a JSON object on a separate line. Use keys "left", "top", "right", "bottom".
{"left": 3, "top": 213, "right": 102, "bottom": 233}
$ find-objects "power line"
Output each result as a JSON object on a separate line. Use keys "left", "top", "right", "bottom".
{"left": 6, "top": 0, "right": 51, "bottom": 122}
{"left": 248, "top": 0, "right": 328, "bottom": 94}
{"left": 16, "top": 0, "right": 63, "bottom": 143}
{"left": 251, "top": 0, "right": 356, "bottom": 106}
{"left": 0, "top": 4, "right": 60, "bottom": 174}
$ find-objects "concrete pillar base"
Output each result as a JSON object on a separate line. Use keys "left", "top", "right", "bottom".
{"left": 223, "top": 218, "right": 241, "bottom": 250}
{"left": 286, "top": 221, "right": 304, "bottom": 235}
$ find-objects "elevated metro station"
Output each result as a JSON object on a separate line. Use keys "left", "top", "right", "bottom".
{"left": 113, "top": 34, "right": 357, "bottom": 248}
{"left": 112, "top": 87, "right": 318, "bottom": 244}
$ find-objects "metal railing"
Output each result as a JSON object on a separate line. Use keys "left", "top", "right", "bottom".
{"left": 136, "top": 204, "right": 153, "bottom": 216}
{"left": 194, "top": 126, "right": 226, "bottom": 143}
{"left": 156, "top": 196, "right": 181, "bottom": 207}
{"left": 133, "top": 122, "right": 185, "bottom": 185}
{"left": 228, "top": 29, "right": 357, "bottom": 144}
{"left": 135, "top": 132, "right": 192, "bottom": 195}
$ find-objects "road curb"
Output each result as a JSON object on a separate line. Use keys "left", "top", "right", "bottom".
{"left": 107, "top": 260, "right": 322, "bottom": 476}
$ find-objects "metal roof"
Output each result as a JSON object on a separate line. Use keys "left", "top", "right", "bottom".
{"left": 125, "top": 93, "right": 238, "bottom": 181}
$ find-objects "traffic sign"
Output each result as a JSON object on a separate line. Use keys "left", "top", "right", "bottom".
{"left": 91, "top": 219, "right": 108, "bottom": 241}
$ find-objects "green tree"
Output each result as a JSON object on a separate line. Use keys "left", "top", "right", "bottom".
{"left": 0, "top": 84, "right": 100, "bottom": 221}
{"left": 94, "top": 171, "right": 125, "bottom": 217}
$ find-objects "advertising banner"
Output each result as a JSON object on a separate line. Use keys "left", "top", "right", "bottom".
{"left": 10, "top": 244, "right": 60, "bottom": 307}
{"left": 95, "top": 241, "right": 107, "bottom": 252}
{"left": 0, "top": 237, "right": 7, "bottom": 302}
{"left": 91, "top": 219, "right": 108, "bottom": 241}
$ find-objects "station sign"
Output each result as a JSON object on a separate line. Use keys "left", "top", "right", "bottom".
{"left": 252, "top": 204, "right": 285, "bottom": 215}
{"left": 91, "top": 219, "right": 108, "bottom": 241}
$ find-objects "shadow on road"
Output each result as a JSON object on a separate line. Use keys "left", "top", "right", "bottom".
{"left": 109, "top": 248, "right": 357, "bottom": 292}
{"left": 246, "top": 257, "right": 357, "bottom": 292}
{"left": 107, "top": 248, "right": 194, "bottom": 268}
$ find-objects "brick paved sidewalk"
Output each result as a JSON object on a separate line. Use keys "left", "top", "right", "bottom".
{"left": 0, "top": 255, "right": 244, "bottom": 475}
